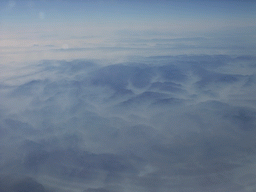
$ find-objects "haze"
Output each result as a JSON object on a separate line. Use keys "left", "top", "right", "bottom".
{"left": 0, "top": 0, "right": 256, "bottom": 191}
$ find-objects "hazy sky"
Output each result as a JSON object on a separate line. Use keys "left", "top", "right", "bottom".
{"left": 1, "top": 0, "right": 256, "bottom": 63}
{"left": 1, "top": 1, "right": 256, "bottom": 192}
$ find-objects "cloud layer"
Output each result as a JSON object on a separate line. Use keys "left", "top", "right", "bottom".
{"left": 1, "top": 55, "right": 256, "bottom": 191}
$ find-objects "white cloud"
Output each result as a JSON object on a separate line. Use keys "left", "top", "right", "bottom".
{"left": 0, "top": 55, "right": 256, "bottom": 191}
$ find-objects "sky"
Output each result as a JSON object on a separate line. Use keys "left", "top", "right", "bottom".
{"left": 1, "top": 0, "right": 256, "bottom": 63}
{"left": 1, "top": 0, "right": 256, "bottom": 192}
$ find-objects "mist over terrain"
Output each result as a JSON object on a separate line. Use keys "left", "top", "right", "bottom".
{"left": 1, "top": 0, "right": 256, "bottom": 191}
{"left": 1, "top": 55, "right": 256, "bottom": 192}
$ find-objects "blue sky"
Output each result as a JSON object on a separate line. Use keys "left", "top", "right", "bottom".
{"left": 1, "top": 0, "right": 256, "bottom": 28}
{"left": 1, "top": 0, "right": 255, "bottom": 63}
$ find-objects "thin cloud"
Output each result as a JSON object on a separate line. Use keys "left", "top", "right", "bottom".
{"left": 1, "top": 55, "right": 256, "bottom": 191}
